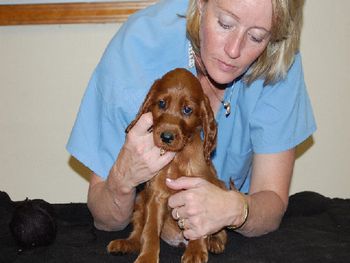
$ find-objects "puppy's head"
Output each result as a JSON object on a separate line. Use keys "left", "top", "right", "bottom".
{"left": 126, "top": 68, "right": 217, "bottom": 161}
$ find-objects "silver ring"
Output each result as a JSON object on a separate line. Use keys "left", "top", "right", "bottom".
{"left": 178, "top": 218, "right": 185, "bottom": 230}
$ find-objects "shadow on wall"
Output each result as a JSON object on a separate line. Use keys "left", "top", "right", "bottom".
{"left": 296, "top": 135, "right": 314, "bottom": 159}
{"left": 68, "top": 156, "right": 91, "bottom": 182}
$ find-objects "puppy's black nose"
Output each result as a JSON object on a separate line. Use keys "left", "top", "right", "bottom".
{"left": 160, "top": 131, "right": 174, "bottom": 144}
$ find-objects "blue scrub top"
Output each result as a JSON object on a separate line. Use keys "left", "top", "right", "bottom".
{"left": 67, "top": 0, "right": 316, "bottom": 193}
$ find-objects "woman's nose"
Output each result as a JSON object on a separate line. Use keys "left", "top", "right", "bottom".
{"left": 224, "top": 31, "right": 245, "bottom": 59}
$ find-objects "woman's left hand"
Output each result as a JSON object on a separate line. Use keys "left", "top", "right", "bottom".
{"left": 166, "top": 177, "right": 237, "bottom": 240}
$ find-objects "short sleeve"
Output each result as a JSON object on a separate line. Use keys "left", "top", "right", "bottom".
{"left": 249, "top": 53, "right": 317, "bottom": 153}
{"left": 66, "top": 0, "right": 190, "bottom": 179}
{"left": 66, "top": 71, "right": 129, "bottom": 179}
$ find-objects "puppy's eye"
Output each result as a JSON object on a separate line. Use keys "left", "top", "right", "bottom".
{"left": 158, "top": 100, "right": 166, "bottom": 109}
{"left": 183, "top": 106, "right": 193, "bottom": 116}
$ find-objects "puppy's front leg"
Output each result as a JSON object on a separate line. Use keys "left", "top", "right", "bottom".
{"left": 134, "top": 194, "right": 167, "bottom": 263}
{"left": 107, "top": 191, "right": 146, "bottom": 254}
{"left": 182, "top": 238, "right": 208, "bottom": 263}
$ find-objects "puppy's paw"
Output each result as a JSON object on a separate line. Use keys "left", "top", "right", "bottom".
{"left": 181, "top": 250, "right": 208, "bottom": 263}
{"left": 107, "top": 239, "right": 139, "bottom": 255}
{"left": 206, "top": 230, "right": 227, "bottom": 254}
{"left": 134, "top": 253, "right": 158, "bottom": 263}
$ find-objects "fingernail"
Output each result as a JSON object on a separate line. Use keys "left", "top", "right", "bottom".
{"left": 166, "top": 178, "right": 173, "bottom": 183}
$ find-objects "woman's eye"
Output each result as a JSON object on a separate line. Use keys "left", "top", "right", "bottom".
{"left": 248, "top": 31, "right": 267, "bottom": 44}
{"left": 249, "top": 34, "right": 263, "bottom": 43}
{"left": 158, "top": 100, "right": 166, "bottom": 109}
{"left": 183, "top": 106, "right": 193, "bottom": 116}
{"left": 218, "top": 20, "right": 231, "bottom": 30}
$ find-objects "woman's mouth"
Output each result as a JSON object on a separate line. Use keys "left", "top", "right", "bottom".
{"left": 217, "top": 59, "right": 237, "bottom": 72}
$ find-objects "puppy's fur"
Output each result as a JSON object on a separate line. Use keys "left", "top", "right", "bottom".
{"left": 107, "top": 68, "right": 227, "bottom": 263}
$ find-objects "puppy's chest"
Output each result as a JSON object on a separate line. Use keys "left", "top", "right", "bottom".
{"left": 147, "top": 153, "right": 209, "bottom": 195}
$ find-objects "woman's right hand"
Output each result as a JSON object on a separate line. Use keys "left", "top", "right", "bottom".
{"left": 88, "top": 113, "right": 175, "bottom": 230}
{"left": 110, "top": 112, "right": 176, "bottom": 194}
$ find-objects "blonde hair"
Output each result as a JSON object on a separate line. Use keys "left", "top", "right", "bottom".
{"left": 186, "top": 0, "right": 305, "bottom": 86}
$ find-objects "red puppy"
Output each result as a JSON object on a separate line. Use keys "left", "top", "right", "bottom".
{"left": 107, "top": 68, "right": 227, "bottom": 263}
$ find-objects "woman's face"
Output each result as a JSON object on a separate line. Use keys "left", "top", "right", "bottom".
{"left": 198, "top": 0, "right": 272, "bottom": 84}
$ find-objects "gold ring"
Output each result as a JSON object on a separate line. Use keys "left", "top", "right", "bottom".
{"left": 160, "top": 148, "right": 166, "bottom": 156}
{"left": 178, "top": 218, "right": 185, "bottom": 230}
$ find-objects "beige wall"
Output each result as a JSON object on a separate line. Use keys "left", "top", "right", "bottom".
{"left": 0, "top": 0, "right": 349, "bottom": 203}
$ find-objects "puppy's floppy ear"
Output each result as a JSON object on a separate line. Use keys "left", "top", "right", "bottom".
{"left": 125, "top": 79, "right": 160, "bottom": 133}
{"left": 201, "top": 94, "right": 217, "bottom": 163}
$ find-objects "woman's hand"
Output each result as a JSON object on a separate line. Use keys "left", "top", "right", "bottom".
{"left": 166, "top": 177, "right": 245, "bottom": 240}
{"left": 88, "top": 112, "right": 176, "bottom": 231}
{"left": 112, "top": 112, "right": 176, "bottom": 194}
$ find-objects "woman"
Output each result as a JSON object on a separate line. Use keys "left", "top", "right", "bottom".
{"left": 67, "top": 0, "right": 316, "bottom": 239}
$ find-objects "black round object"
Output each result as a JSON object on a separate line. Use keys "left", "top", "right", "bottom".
{"left": 9, "top": 198, "right": 57, "bottom": 248}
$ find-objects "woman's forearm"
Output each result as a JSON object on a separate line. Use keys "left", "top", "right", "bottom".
{"left": 235, "top": 190, "right": 287, "bottom": 237}
{"left": 87, "top": 169, "right": 136, "bottom": 231}
{"left": 86, "top": 113, "right": 176, "bottom": 232}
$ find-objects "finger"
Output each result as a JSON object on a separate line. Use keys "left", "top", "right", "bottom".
{"left": 166, "top": 177, "right": 205, "bottom": 191}
{"left": 172, "top": 207, "right": 180, "bottom": 220}
{"left": 145, "top": 147, "right": 175, "bottom": 172}
{"left": 172, "top": 206, "right": 186, "bottom": 220}
{"left": 147, "top": 144, "right": 175, "bottom": 159}
{"left": 182, "top": 228, "right": 201, "bottom": 240}
{"left": 130, "top": 112, "right": 153, "bottom": 136}
{"left": 182, "top": 219, "right": 207, "bottom": 240}
{"left": 152, "top": 152, "right": 176, "bottom": 174}
{"left": 157, "top": 150, "right": 176, "bottom": 166}
{"left": 167, "top": 191, "right": 186, "bottom": 209}
{"left": 141, "top": 132, "right": 156, "bottom": 150}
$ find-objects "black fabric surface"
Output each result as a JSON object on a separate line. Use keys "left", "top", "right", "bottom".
{"left": 1, "top": 191, "right": 349, "bottom": 263}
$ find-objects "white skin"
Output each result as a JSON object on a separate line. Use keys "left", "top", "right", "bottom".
{"left": 87, "top": 0, "right": 295, "bottom": 238}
